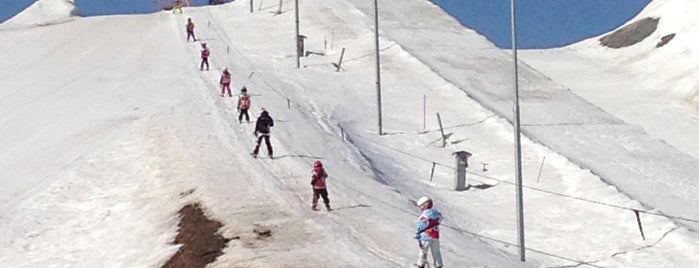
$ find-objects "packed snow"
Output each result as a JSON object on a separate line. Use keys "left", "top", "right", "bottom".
{"left": 1, "top": 0, "right": 697, "bottom": 267}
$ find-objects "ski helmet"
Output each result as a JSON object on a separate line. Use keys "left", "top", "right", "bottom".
{"left": 222, "top": 66, "right": 228, "bottom": 72}
{"left": 241, "top": 86, "right": 247, "bottom": 93}
{"left": 314, "top": 160, "right": 323, "bottom": 168}
{"left": 416, "top": 196, "right": 432, "bottom": 207}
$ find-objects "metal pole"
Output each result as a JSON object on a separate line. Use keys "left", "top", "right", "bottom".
{"left": 374, "top": 0, "right": 383, "bottom": 135}
{"left": 295, "top": 0, "right": 300, "bottom": 69}
{"left": 250, "top": 0, "right": 253, "bottom": 13}
{"left": 511, "top": 0, "right": 526, "bottom": 262}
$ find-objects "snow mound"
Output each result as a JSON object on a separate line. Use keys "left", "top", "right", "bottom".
{"left": 2, "top": 0, "right": 77, "bottom": 28}
{"left": 574, "top": 0, "right": 699, "bottom": 104}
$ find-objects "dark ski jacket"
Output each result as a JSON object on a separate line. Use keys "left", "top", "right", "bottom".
{"left": 254, "top": 111, "right": 274, "bottom": 135}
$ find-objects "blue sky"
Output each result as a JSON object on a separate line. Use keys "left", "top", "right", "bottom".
{"left": 431, "top": 0, "right": 651, "bottom": 48}
{"left": 1, "top": 0, "right": 651, "bottom": 49}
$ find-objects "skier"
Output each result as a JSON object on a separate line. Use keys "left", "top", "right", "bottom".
{"left": 200, "top": 43, "right": 210, "bottom": 71}
{"left": 415, "top": 196, "right": 443, "bottom": 268}
{"left": 310, "top": 160, "right": 331, "bottom": 211}
{"left": 186, "top": 18, "right": 196, "bottom": 42}
{"left": 173, "top": 0, "right": 184, "bottom": 14}
{"left": 219, "top": 67, "right": 232, "bottom": 97}
{"left": 252, "top": 109, "right": 274, "bottom": 158}
{"left": 237, "top": 87, "right": 251, "bottom": 123}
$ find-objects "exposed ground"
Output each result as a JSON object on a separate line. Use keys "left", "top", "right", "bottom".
{"left": 162, "top": 203, "right": 230, "bottom": 268}
{"left": 599, "top": 17, "right": 659, "bottom": 48}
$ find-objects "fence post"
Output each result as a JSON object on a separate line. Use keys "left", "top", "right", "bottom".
{"left": 536, "top": 156, "right": 546, "bottom": 182}
{"left": 437, "top": 113, "right": 446, "bottom": 148}
{"left": 634, "top": 210, "right": 646, "bottom": 241}
{"left": 429, "top": 162, "right": 436, "bottom": 182}
{"left": 276, "top": 0, "right": 283, "bottom": 14}
{"left": 334, "top": 47, "right": 346, "bottom": 72}
{"left": 423, "top": 95, "right": 426, "bottom": 130}
{"left": 454, "top": 151, "right": 471, "bottom": 191}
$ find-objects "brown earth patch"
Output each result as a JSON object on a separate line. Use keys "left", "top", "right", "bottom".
{"left": 656, "top": 33, "right": 676, "bottom": 48}
{"left": 599, "top": 17, "right": 660, "bottom": 48}
{"left": 162, "top": 203, "right": 230, "bottom": 268}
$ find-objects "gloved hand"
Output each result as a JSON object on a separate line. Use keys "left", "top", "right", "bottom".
{"left": 253, "top": 131, "right": 258, "bottom": 137}
{"left": 310, "top": 179, "right": 317, "bottom": 185}
{"left": 414, "top": 233, "right": 422, "bottom": 240}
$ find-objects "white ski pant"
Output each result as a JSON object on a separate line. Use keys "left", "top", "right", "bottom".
{"left": 417, "top": 240, "right": 443, "bottom": 267}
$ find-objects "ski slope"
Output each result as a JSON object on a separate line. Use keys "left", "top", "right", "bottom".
{"left": 0, "top": 0, "right": 697, "bottom": 267}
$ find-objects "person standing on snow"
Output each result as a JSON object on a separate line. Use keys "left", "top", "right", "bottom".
{"left": 186, "top": 18, "right": 196, "bottom": 41}
{"left": 237, "top": 87, "right": 251, "bottom": 123}
{"left": 173, "top": 0, "right": 184, "bottom": 14}
{"left": 200, "top": 43, "right": 210, "bottom": 71}
{"left": 414, "top": 196, "right": 443, "bottom": 268}
{"left": 252, "top": 109, "right": 274, "bottom": 158}
{"left": 310, "top": 160, "right": 331, "bottom": 211}
{"left": 219, "top": 67, "right": 232, "bottom": 97}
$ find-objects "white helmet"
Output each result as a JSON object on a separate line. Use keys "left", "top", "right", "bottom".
{"left": 416, "top": 196, "right": 432, "bottom": 207}
{"left": 222, "top": 66, "right": 228, "bottom": 71}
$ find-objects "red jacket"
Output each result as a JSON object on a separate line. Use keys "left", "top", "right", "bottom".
{"left": 220, "top": 71, "right": 231, "bottom": 84}
{"left": 201, "top": 48, "right": 210, "bottom": 58}
{"left": 238, "top": 95, "right": 250, "bottom": 109}
{"left": 311, "top": 167, "right": 328, "bottom": 189}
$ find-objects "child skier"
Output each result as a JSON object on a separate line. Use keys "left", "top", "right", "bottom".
{"left": 237, "top": 88, "right": 251, "bottom": 123}
{"left": 415, "top": 196, "right": 443, "bottom": 268}
{"left": 200, "top": 43, "right": 210, "bottom": 71}
{"left": 252, "top": 109, "right": 274, "bottom": 158}
{"left": 310, "top": 160, "right": 331, "bottom": 211}
{"left": 186, "top": 18, "right": 195, "bottom": 41}
{"left": 173, "top": 0, "right": 184, "bottom": 14}
{"left": 219, "top": 67, "right": 232, "bottom": 97}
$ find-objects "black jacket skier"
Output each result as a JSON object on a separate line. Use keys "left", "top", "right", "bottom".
{"left": 252, "top": 110, "right": 274, "bottom": 157}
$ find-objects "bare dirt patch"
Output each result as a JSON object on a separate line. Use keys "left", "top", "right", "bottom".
{"left": 162, "top": 203, "right": 230, "bottom": 268}
{"left": 599, "top": 17, "right": 659, "bottom": 48}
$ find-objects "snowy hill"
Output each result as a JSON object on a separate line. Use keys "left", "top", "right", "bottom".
{"left": 1, "top": 0, "right": 698, "bottom": 267}
{"left": 521, "top": 0, "right": 699, "bottom": 158}
{"left": 1, "top": 0, "right": 77, "bottom": 29}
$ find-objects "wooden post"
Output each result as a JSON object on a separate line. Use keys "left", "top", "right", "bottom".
{"left": 276, "top": 0, "right": 283, "bottom": 14}
{"left": 429, "top": 162, "right": 436, "bottom": 182}
{"left": 437, "top": 113, "right": 446, "bottom": 148}
{"left": 634, "top": 210, "right": 646, "bottom": 241}
{"left": 250, "top": 0, "right": 253, "bottom": 13}
{"left": 334, "top": 47, "right": 346, "bottom": 72}
{"left": 287, "top": 98, "right": 291, "bottom": 109}
{"left": 536, "top": 156, "right": 546, "bottom": 183}
{"left": 423, "top": 94, "right": 426, "bottom": 130}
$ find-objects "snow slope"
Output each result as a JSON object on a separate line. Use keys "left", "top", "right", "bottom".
{"left": 1, "top": 0, "right": 77, "bottom": 29}
{"left": 1, "top": 0, "right": 698, "bottom": 267}
{"left": 521, "top": 0, "right": 699, "bottom": 160}
{"left": 345, "top": 0, "right": 699, "bottom": 233}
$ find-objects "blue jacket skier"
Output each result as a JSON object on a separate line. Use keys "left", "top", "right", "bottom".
{"left": 415, "top": 196, "right": 443, "bottom": 268}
